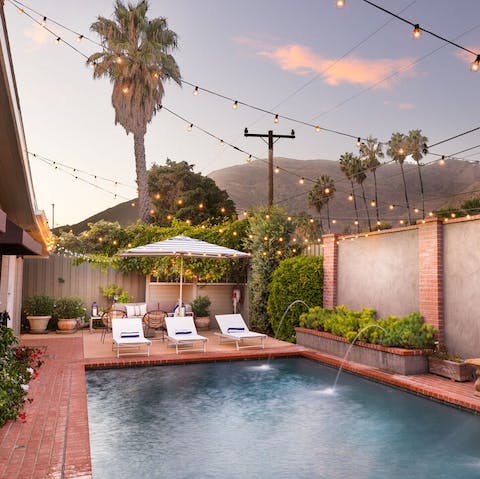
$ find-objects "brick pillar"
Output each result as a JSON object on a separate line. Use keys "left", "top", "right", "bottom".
{"left": 322, "top": 234, "right": 338, "bottom": 309}
{"left": 418, "top": 218, "right": 444, "bottom": 342}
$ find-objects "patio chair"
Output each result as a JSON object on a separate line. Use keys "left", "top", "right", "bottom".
{"left": 215, "top": 314, "right": 266, "bottom": 351}
{"left": 100, "top": 309, "right": 127, "bottom": 343}
{"left": 111, "top": 317, "right": 151, "bottom": 358}
{"left": 165, "top": 316, "right": 207, "bottom": 354}
{"left": 142, "top": 310, "right": 167, "bottom": 340}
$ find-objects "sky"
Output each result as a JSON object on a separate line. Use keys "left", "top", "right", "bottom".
{"left": 3, "top": 0, "right": 480, "bottom": 227}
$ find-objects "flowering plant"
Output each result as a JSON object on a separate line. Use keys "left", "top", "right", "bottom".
{"left": 0, "top": 326, "right": 44, "bottom": 427}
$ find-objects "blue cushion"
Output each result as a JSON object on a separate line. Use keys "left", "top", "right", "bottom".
{"left": 175, "top": 329, "right": 192, "bottom": 335}
{"left": 120, "top": 332, "right": 140, "bottom": 338}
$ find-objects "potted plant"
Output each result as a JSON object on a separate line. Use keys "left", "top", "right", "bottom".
{"left": 192, "top": 295, "right": 211, "bottom": 330}
{"left": 54, "top": 296, "right": 85, "bottom": 333}
{"left": 428, "top": 343, "right": 474, "bottom": 382}
{"left": 23, "top": 295, "right": 55, "bottom": 334}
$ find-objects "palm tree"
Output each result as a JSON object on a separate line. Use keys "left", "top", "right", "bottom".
{"left": 87, "top": 1, "right": 181, "bottom": 222}
{"left": 339, "top": 152, "right": 361, "bottom": 232}
{"left": 359, "top": 136, "right": 384, "bottom": 227}
{"left": 405, "top": 129, "right": 428, "bottom": 218}
{"left": 308, "top": 174, "right": 336, "bottom": 232}
{"left": 353, "top": 158, "right": 372, "bottom": 231}
{"left": 387, "top": 132, "right": 411, "bottom": 224}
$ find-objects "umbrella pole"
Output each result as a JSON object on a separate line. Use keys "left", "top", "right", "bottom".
{"left": 179, "top": 256, "right": 184, "bottom": 315}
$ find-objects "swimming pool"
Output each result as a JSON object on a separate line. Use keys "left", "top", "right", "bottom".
{"left": 86, "top": 358, "right": 480, "bottom": 479}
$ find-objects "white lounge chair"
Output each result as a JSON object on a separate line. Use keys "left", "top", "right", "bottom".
{"left": 165, "top": 316, "right": 207, "bottom": 354}
{"left": 215, "top": 314, "right": 266, "bottom": 350}
{"left": 112, "top": 317, "right": 151, "bottom": 358}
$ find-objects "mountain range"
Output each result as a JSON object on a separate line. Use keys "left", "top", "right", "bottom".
{"left": 57, "top": 158, "right": 480, "bottom": 234}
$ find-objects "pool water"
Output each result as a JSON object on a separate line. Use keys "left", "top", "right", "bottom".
{"left": 86, "top": 358, "right": 480, "bottom": 479}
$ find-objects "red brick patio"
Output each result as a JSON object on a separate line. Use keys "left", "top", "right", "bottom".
{"left": 0, "top": 330, "right": 479, "bottom": 479}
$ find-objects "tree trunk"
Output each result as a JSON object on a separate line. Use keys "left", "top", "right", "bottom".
{"left": 399, "top": 163, "right": 412, "bottom": 224}
{"left": 350, "top": 181, "right": 360, "bottom": 232}
{"left": 134, "top": 132, "right": 150, "bottom": 223}
{"left": 360, "top": 183, "right": 372, "bottom": 231}
{"left": 373, "top": 169, "right": 380, "bottom": 226}
{"left": 326, "top": 201, "right": 331, "bottom": 233}
{"left": 417, "top": 163, "right": 425, "bottom": 218}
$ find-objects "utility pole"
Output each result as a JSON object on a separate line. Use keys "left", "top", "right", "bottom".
{"left": 244, "top": 128, "right": 295, "bottom": 207}
{"left": 51, "top": 204, "right": 55, "bottom": 229}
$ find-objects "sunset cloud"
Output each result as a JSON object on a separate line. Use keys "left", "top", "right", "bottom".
{"left": 234, "top": 38, "right": 414, "bottom": 88}
{"left": 24, "top": 24, "right": 50, "bottom": 47}
{"left": 397, "top": 102, "right": 415, "bottom": 110}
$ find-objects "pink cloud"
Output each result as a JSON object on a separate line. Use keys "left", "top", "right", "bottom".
{"left": 398, "top": 102, "right": 415, "bottom": 110}
{"left": 24, "top": 24, "right": 50, "bottom": 47}
{"left": 234, "top": 37, "right": 414, "bottom": 88}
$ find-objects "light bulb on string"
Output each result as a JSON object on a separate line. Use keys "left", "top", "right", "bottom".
{"left": 471, "top": 55, "right": 480, "bottom": 72}
{"left": 232, "top": 100, "right": 238, "bottom": 109}
{"left": 389, "top": 204, "right": 395, "bottom": 210}
{"left": 274, "top": 114, "right": 279, "bottom": 124}
{"left": 348, "top": 194, "right": 353, "bottom": 201}
{"left": 77, "top": 35, "right": 84, "bottom": 42}
{"left": 324, "top": 188, "right": 330, "bottom": 194}
{"left": 187, "top": 123, "right": 193, "bottom": 132}
{"left": 299, "top": 177, "right": 305, "bottom": 185}
{"left": 439, "top": 155, "right": 446, "bottom": 165}
{"left": 412, "top": 24, "right": 421, "bottom": 39}
{"left": 42, "top": 16, "right": 47, "bottom": 26}
{"left": 193, "top": 86, "right": 199, "bottom": 96}
{"left": 315, "top": 125, "right": 321, "bottom": 132}
{"left": 370, "top": 200, "right": 376, "bottom": 207}
{"left": 55, "top": 37, "right": 61, "bottom": 44}
{"left": 274, "top": 166, "right": 280, "bottom": 174}
{"left": 356, "top": 137, "right": 361, "bottom": 147}
{"left": 336, "top": 0, "right": 345, "bottom": 8}
{"left": 246, "top": 155, "right": 252, "bottom": 163}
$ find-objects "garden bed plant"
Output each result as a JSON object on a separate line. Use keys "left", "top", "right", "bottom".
{"left": 0, "top": 326, "right": 45, "bottom": 427}
{"left": 298, "top": 305, "right": 436, "bottom": 349}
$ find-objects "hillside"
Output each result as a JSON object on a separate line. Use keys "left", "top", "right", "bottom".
{"left": 58, "top": 158, "right": 480, "bottom": 234}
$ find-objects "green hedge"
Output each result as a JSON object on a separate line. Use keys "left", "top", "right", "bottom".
{"left": 299, "top": 305, "right": 436, "bottom": 349}
{"left": 267, "top": 255, "right": 323, "bottom": 342}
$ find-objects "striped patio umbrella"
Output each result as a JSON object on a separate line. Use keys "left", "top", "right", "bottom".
{"left": 119, "top": 235, "right": 249, "bottom": 308}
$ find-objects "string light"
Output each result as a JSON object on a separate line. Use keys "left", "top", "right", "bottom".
{"left": 370, "top": 200, "right": 376, "bottom": 207}
{"left": 336, "top": 0, "right": 345, "bottom": 7}
{"left": 187, "top": 123, "right": 193, "bottom": 131}
{"left": 356, "top": 137, "right": 361, "bottom": 147}
{"left": 274, "top": 114, "right": 279, "bottom": 124}
{"left": 299, "top": 177, "right": 305, "bottom": 185}
{"left": 55, "top": 37, "right": 61, "bottom": 43}
{"left": 348, "top": 194, "right": 353, "bottom": 201}
{"left": 389, "top": 204, "right": 395, "bottom": 210}
{"left": 471, "top": 55, "right": 480, "bottom": 72}
{"left": 76, "top": 34, "right": 83, "bottom": 42}
{"left": 275, "top": 166, "right": 280, "bottom": 174}
{"left": 232, "top": 100, "right": 238, "bottom": 109}
{"left": 439, "top": 156, "right": 446, "bottom": 165}
{"left": 315, "top": 125, "right": 321, "bottom": 133}
{"left": 41, "top": 15, "right": 47, "bottom": 26}
{"left": 412, "top": 24, "right": 421, "bottom": 39}
{"left": 193, "top": 86, "right": 199, "bottom": 96}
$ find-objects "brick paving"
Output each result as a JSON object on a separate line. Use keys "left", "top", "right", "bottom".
{"left": 0, "top": 328, "right": 479, "bottom": 478}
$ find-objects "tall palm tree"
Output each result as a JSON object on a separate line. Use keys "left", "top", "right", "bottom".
{"left": 88, "top": 1, "right": 181, "bottom": 222}
{"left": 405, "top": 129, "right": 428, "bottom": 218}
{"left": 353, "top": 158, "right": 372, "bottom": 231}
{"left": 359, "top": 136, "right": 384, "bottom": 226}
{"left": 308, "top": 174, "right": 336, "bottom": 232}
{"left": 339, "top": 152, "right": 360, "bottom": 232}
{"left": 387, "top": 132, "right": 412, "bottom": 224}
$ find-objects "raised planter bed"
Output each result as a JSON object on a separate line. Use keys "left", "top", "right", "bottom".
{"left": 428, "top": 357, "right": 474, "bottom": 382}
{"left": 295, "top": 327, "right": 428, "bottom": 375}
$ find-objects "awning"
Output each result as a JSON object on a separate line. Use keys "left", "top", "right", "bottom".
{"left": 0, "top": 218, "right": 43, "bottom": 255}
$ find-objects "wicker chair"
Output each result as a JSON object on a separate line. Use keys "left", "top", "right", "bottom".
{"left": 142, "top": 310, "right": 167, "bottom": 340}
{"left": 100, "top": 309, "right": 127, "bottom": 343}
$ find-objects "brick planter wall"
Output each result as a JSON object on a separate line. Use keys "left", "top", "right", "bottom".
{"left": 295, "top": 327, "right": 428, "bottom": 375}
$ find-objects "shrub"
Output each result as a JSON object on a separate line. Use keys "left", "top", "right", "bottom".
{"left": 267, "top": 255, "right": 324, "bottom": 342}
{"left": 54, "top": 297, "right": 85, "bottom": 319}
{"left": 100, "top": 284, "right": 130, "bottom": 303}
{"left": 0, "top": 326, "right": 44, "bottom": 427}
{"left": 23, "top": 295, "right": 55, "bottom": 316}
{"left": 299, "top": 306, "right": 436, "bottom": 349}
{"left": 191, "top": 296, "right": 211, "bottom": 317}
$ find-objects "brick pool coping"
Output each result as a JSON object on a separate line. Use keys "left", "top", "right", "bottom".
{"left": 1, "top": 335, "right": 480, "bottom": 478}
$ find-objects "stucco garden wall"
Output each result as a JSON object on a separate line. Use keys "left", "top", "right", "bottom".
{"left": 443, "top": 220, "right": 480, "bottom": 358}
{"left": 337, "top": 228, "right": 419, "bottom": 318}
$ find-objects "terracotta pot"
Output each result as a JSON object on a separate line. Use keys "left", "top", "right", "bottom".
{"left": 194, "top": 316, "right": 210, "bottom": 330}
{"left": 57, "top": 318, "right": 78, "bottom": 333}
{"left": 27, "top": 315, "right": 51, "bottom": 334}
